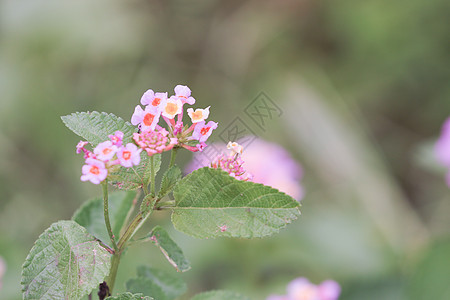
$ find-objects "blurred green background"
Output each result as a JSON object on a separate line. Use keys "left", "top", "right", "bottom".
{"left": 1, "top": 0, "right": 449, "bottom": 299}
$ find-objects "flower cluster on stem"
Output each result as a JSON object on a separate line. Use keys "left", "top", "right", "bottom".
{"left": 76, "top": 84, "right": 218, "bottom": 185}
{"left": 77, "top": 131, "right": 141, "bottom": 184}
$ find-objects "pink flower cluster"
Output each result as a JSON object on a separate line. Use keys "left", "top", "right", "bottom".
{"left": 210, "top": 142, "right": 253, "bottom": 181}
{"left": 267, "top": 278, "right": 341, "bottom": 300}
{"left": 186, "top": 138, "right": 303, "bottom": 200}
{"left": 131, "top": 85, "right": 217, "bottom": 155}
{"left": 435, "top": 117, "right": 450, "bottom": 186}
{"left": 77, "top": 131, "right": 142, "bottom": 184}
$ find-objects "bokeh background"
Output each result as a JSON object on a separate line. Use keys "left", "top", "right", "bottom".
{"left": 1, "top": 0, "right": 450, "bottom": 299}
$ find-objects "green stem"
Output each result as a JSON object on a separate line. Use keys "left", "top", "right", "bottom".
{"left": 150, "top": 155, "right": 155, "bottom": 196}
{"left": 169, "top": 148, "right": 178, "bottom": 168}
{"left": 102, "top": 181, "right": 118, "bottom": 252}
{"left": 106, "top": 253, "right": 121, "bottom": 294}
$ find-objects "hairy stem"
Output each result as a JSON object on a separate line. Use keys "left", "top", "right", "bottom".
{"left": 169, "top": 148, "right": 178, "bottom": 168}
{"left": 150, "top": 156, "right": 155, "bottom": 196}
{"left": 102, "top": 181, "right": 118, "bottom": 252}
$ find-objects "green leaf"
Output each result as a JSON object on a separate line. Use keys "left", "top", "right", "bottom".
{"left": 158, "top": 166, "right": 182, "bottom": 199}
{"left": 126, "top": 266, "right": 187, "bottom": 300}
{"left": 21, "top": 220, "right": 111, "bottom": 300}
{"left": 106, "top": 292, "right": 153, "bottom": 300}
{"left": 72, "top": 191, "right": 136, "bottom": 247}
{"left": 407, "top": 240, "right": 450, "bottom": 300}
{"left": 191, "top": 290, "right": 250, "bottom": 300}
{"left": 61, "top": 111, "right": 136, "bottom": 146}
{"left": 110, "top": 153, "right": 161, "bottom": 191}
{"left": 172, "top": 167, "right": 300, "bottom": 239}
{"left": 147, "top": 226, "right": 191, "bottom": 272}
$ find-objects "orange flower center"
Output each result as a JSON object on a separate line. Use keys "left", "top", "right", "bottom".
{"left": 90, "top": 166, "right": 100, "bottom": 175}
{"left": 152, "top": 98, "right": 161, "bottom": 106}
{"left": 165, "top": 103, "right": 178, "bottom": 115}
{"left": 191, "top": 111, "right": 203, "bottom": 121}
{"left": 200, "top": 127, "right": 210, "bottom": 135}
{"left": 102, "top": 148, "right": 112, "bottom": 155}
{"left": 143, "top": 113, "right": 155, "bottom": 126}
{"left": 123, "top": 151, "right": 131, "bottom": 160}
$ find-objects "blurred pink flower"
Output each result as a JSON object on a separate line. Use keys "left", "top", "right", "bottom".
{"left": 186, "top": 137, "right": 303, "bottom": 200}
{"left": 435, "top": 117, "right": 450, "bottom": 185}
{"left": 267, "top": 277, "right": 340, "bottom": 300}
{"left": 0, "top": 256, "right": 5, "bottom": 291}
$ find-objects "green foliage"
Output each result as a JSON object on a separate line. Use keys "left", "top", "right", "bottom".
{"left": 171, "top": 167, "right": 301, "bottom": 239}
{"left": 21, "top": 221, "right": 111, "bottom": 300}
{"left": 106, "top": 292, "right": 153, "bottom": 300}
{"left": 407, "top": 240, "right": 450, "bottom": 300}
{"left": 126, "top": 266, "right": 187, "bottom": 300}
{"left": 110, "top": 153, "right": 161, "bottom": 191}
{"left": 147, "top": 226, "right": 191, "bottom": 272}
{"left": 158, "top": 166, "right": 182, "bottom": 199}
{"left": 72, "top": 191, "right": 136, "bottom": 247}
{"left": 61, "top": 111, "right": 136, "bottom": 146}
{"left": 191, "top": 290, "right": 250, "bottom": 300}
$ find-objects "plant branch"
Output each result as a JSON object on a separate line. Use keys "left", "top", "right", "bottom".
{"left": 102, "top": 181, "right": 118, "bottom": 252}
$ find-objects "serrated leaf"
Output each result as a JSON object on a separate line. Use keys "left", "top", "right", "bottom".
{"left": 106, "top": 292, "right": 153, "bottom": 300}
{"left": 191, "top": 290, "right": 250, "bottom": 300}
{"left": 147, "top": 226, "right": 191, "bottom": 272}
{"left": 110, "top": 153, "right": 161, "bottom": 191}
{"left": 126, "top": 266, "right": 187, "bottom": 300}
{"left": 172, "top": 167, "right": 300, "bottom": 239}
{"left": 158, "top": 166, "right": 182, "bottom": 199}
{"left": 72, "top": 191, "right": 136, "bottom": 247}
{"left": 61, "top": 111, "right": 136, "bottom": 146}
{"left": 21, "top": 220, "right": 111, "bottom": 300}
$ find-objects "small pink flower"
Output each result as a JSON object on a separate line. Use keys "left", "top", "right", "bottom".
{"left": 141, "top": 89, "right": 168, "bottom": 110}
{"left": 131, "top": 105, "right": 161, "bottom": 132}
{"left": 94, "top": 141, "right": 118, "bottom": 161}
{"left": 196, "top": 142, "right": 207, "bottom": 152}
{"left": 108, "top": 131, "right": 124, "bottom": 146}
{"left": 161, "top": 97, "right": 183, "bottom": 119}
{"left": 76, "top": 141, "right": 89, "bottom": 154}
{"left": 117, "top": 143, "right": 142, "bottom": 167}
{"left": 192, "top": 121, "right": 218, "bottom": 143}
{"left": 81, "top": 158, "right": 108, "bottom": 184}
{"left": 187, "top": 106, "right": 210, "bottom": 123}
{"left": 174, "top": 84, "right": 195, "bottom": 105}
{"left": 227, "top": 141, "right": 243, "bottom": 156}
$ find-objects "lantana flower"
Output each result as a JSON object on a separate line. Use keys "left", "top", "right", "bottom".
{"left": 208, "top": 142, "right": 253, "bottom": 181}
{"left": 77, "top": 85, "right": 218, "bottom": 185}
{"left": 131, "top": 105, "right": 161, "bottom": 132}
{"left": 81, "top": 158, "right": 108, "bottom": 184}
{"left": 117, "top": 143, "right": 142, "bottom": 167}
{"left": 174, "top": 84, "right": 195, "bottom": 105}
{"left": 187, "top": 106, "right": 210, "bottom": 123}
{"left": 162, "top": 97, "right": 183, "bottom": 119}
{"left": 109, "top": 131, "right": 124, "bottom": 146}
{"left": 140, "top": 89, "right": 168, "bottom": 110}
{"left": 94, "top": 141, "right": 118, "bottom": 161}
{"left": 192, "top": 121, "right": 218, "bottom": 143}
